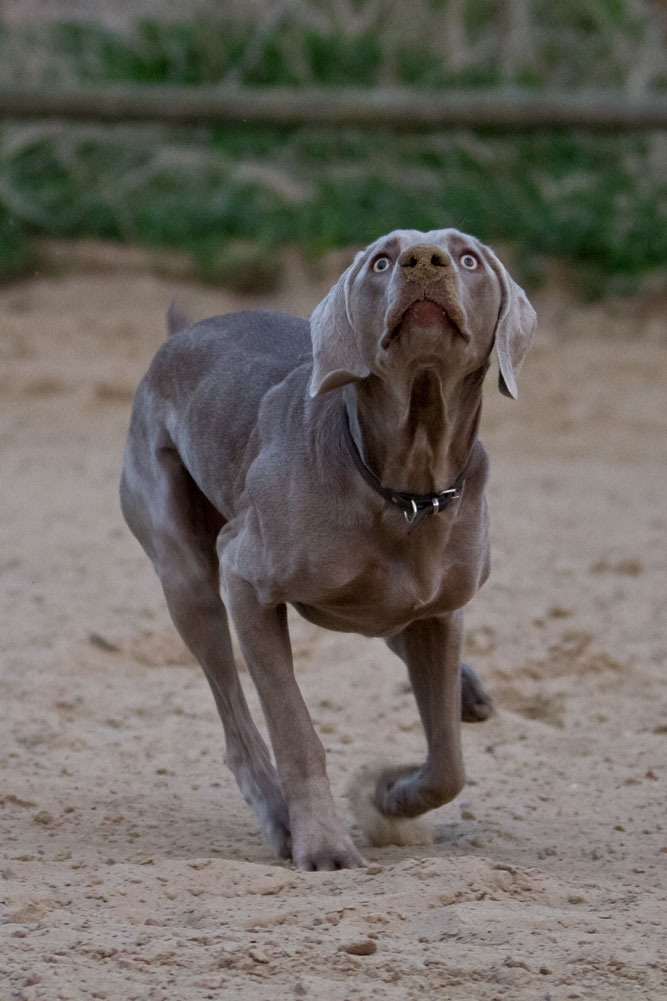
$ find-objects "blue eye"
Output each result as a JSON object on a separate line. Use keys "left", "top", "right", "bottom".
{"left": 460, "top": 253, "right": 479, "bottom": 270}
{"left": 372, "top": 256, "right": 392, "bottom": 273}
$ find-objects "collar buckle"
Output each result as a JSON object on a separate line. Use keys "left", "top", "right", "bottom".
{"left": 404, "top": 499, "right": 419, "bottom": 525}
{"left": 342, "top": 405, "right": 468, "bottom": 532}
{"left": 403, "top": 489, "right": 459, "bottom": 528}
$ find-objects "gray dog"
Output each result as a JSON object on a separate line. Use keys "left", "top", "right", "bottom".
{"left": 120, "top": 228, "right": 536, "bottom": 870}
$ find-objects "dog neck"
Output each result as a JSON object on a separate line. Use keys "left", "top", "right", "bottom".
{"left": 345, "top": 364, "right": 486, "bottom": 495}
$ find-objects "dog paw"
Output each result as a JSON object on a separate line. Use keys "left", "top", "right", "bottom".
{"left": 261, "top": 810, "right": 292, "bottom": 860}
{"left": 460, "top": 662, "right": 493, "bottom": 722}
{"left": 232, "top": 762, "right": 292, "bottom": 858}
{"left": 348, "top": 765, "right": 434, "bottom": 848}
{"left": 252, "top": 787, "right": 293, "bottom": 859}
{"left": 288, "top": 811, "right": 366, "bottom": 871}
{"left": 292, "top": 840, "right": 367, "bottom": 872}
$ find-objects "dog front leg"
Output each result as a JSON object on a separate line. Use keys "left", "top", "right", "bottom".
{"left": 221, "top": 569, "right": 366, "bottom": 871}
{"left": 378, "top": 611, "right": 466, "bottom": 818}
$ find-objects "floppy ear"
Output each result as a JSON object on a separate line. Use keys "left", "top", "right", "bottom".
{"left": 308, "top": 254, "right": 370, "bottom": 397}
{"left": 486, "top": 251, "right": 537, "bottom": 399}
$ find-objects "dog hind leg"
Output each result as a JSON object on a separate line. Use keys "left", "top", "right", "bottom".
{"left": 120, "top": 437, "right": 290, "bottom": 858}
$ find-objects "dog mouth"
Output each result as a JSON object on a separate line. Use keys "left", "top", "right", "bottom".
{"left": 381, "top": 299, "right": 468, "bottom": 349}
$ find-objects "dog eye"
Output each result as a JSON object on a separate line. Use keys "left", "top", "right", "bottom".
{"left": 460, "top": 253, "right": 479, "bottom": 270}
{"left": 372, "top": 256, "right": 392, "bottom": 273}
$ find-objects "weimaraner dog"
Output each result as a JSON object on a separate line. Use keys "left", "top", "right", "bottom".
{"left": 120, "top": 228, "right": 536, "bottom": 870}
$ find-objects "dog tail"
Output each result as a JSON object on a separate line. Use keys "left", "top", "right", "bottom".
{"left": 166, "top": 302, "right": 190, "bottom": 337}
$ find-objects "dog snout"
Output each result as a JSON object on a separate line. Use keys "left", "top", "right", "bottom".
{"left": 399, "top": 245, "right": 451, "bottom": 285}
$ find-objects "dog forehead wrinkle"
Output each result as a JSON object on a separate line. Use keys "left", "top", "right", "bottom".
{"left": 424, "top": 226, "right": 470, "bottom": 243}
{"left": 359, "top": 229, "right": 473, "bottom": 272}
{"left": 364, "top": 234, "right": 403, "bottom": 265}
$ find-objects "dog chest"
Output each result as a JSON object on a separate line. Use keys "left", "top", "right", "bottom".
{"left": 288, "top": 531, "right": 484, "bottom": 637}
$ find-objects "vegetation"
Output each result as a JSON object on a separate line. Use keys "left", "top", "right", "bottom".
{"left": 3, "top": 2, "right": 664, "bottom": 92}
{"left": 1, "top": 1, "right": 666, "bottom": 292}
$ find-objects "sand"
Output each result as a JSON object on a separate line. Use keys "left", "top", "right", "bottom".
{"left": 1, "top": 248, "right": 666, "bottom": 1000}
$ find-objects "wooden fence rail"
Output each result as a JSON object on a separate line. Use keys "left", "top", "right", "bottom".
{"left": 1, "top": 86, "right": 667, "bottom": 129}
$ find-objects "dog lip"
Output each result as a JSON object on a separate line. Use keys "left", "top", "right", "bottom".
{"left": 409, "top": 299, "right": 446, "bottom": 326}
{"left": 381, "top": 299, "right": 468, "bottom": 348}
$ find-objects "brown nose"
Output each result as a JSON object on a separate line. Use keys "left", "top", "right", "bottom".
{"left": 399, "top": 244, "right": 451, "bottom": 284}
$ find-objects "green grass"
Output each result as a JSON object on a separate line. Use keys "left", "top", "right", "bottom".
{"left": 0, "top": 205, "right": 32, "bottom": 282}
{"left": 0, "top": 4, "right": 666, "bottom": 291}
{"left": 2, "top": 123, "right": 666, "bottom": 294}
{"left": 8, "top": 4, "right": 660, "bottom": 92}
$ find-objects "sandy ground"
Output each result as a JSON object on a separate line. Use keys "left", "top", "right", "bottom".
{"left": 1, "top": 249, "right": 666, "bottom": 1000}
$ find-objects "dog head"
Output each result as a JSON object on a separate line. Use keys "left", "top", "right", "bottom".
{"left": 309, "top": 228, "right": 536, "bottom": 399}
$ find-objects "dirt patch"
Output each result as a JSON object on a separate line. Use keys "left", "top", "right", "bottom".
{"left": 1, "top": 256, "right": 666, "bottom": 1000}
